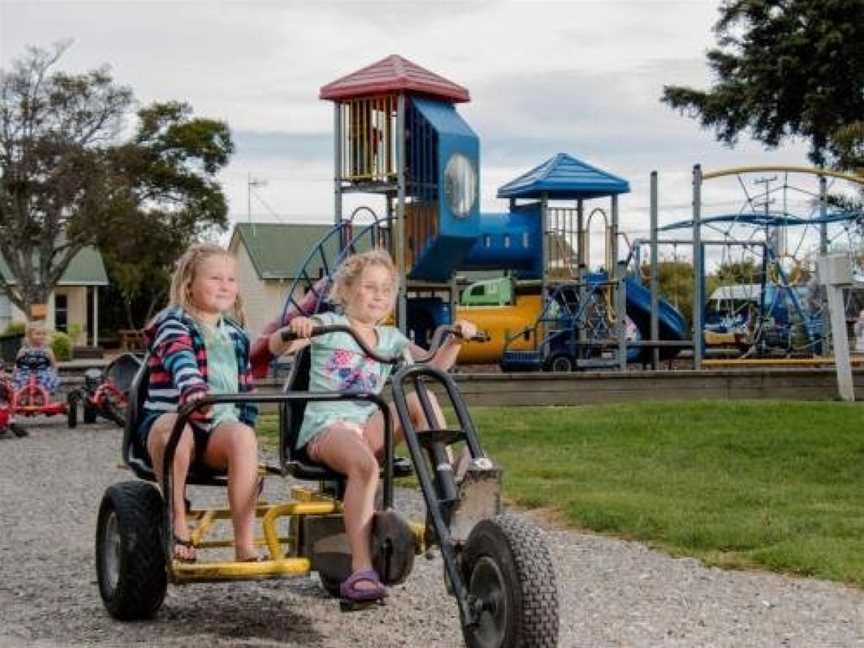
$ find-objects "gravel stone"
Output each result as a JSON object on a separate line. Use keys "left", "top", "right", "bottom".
{"left": 1, "top": 418, "right": 863, "bottom": 647}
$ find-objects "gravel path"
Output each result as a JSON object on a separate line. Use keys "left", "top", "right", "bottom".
{"left": 2, "top": 418, "right": 864, "bottom": 648}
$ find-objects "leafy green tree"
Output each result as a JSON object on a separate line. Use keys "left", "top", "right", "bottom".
{"left": 661, "top": 0, "right": 864, "bottom": 170}
{"left": 641, "top": 259, "right": 696, "bottom": 327}
{"left": 97, "top": 102, "right": 232, "bottom": 327}
{"left": 0, "top": 44, "right": 233, "bottom": 323}
{"left": 715, "top": 258, "right": 760, "bottom": 284}
{"left": 0, "top": 42, "right": 133, "bottom": 317}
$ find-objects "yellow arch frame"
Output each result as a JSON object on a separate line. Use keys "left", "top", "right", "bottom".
{"left": 702, "top": 165, "right": 864, "bottom": 186}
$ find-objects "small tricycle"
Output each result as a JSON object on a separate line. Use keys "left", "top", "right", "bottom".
{"left": 95, "top": 324, "right": 559, "bottom": 647}
{"left": 67, "top": 353, "right": 141, "bottom": 428}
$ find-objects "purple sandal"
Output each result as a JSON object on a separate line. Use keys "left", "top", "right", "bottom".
{"left": 340, "top": 568, "right": 387, "bottom": 603}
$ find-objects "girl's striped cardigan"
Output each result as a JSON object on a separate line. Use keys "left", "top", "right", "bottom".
{"left": 142, "top": 306, "right": 257, "bottom": 427}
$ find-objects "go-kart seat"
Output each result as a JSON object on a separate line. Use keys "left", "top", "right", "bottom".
{"left": 105, "top": 353, "right": 144, "bottom": 394}
{"left": 123, "top": 354, "right": 228, "bottom": 486}
{"left": 279, "top": 347, "right": 412, "bottom": 481}
{"left": 279, "top": 347, "right": 344, "bottom": 481}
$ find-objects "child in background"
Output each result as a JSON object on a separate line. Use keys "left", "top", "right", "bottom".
{"left": 269, "top": 249, "right": 477, "bottom": 604}
{"left": 139, "top": 243, "right": 259, "bottom": 563}
{"left": 13, "top": 320, "right": 59, "bottom": 393}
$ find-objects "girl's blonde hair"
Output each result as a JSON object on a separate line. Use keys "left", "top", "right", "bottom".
{"left": 329, "top": 249, "right": 398, "bottom": 314}
{"left": 25, "top": 320, "right": 49, "bottom": 342}
{"left": 169, "top": 242, "right": 246, "bottom": 326}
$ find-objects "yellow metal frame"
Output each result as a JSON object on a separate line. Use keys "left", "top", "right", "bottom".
{"left": 169, "top": 485, "right": 342, "bottom": 584}
{"left": 168, "top": 483, "right": 427, "bottom": 584}
{"left": 702, "top": 166, "right": 864, "bottom": 185}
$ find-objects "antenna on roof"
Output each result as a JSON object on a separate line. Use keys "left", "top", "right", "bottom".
{"left": 247, "top": 173, "right": 267, "bottom": 237}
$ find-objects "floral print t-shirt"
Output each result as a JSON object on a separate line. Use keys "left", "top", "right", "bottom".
{"left": 296, "top": 311, "right": 411, "bottom": 449}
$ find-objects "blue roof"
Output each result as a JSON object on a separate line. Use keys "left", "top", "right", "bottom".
{"left": 497, "top": 153, "right": 630, "bottom": 200}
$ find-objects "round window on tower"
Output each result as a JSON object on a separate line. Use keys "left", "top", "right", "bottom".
{"left": 443, "top": 153, "right": 477, "bottom": 218}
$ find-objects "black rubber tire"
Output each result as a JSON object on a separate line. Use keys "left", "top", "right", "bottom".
{"left": 319, "top": 573, "right": 342, "bottom": 598}
{"left": 461, "top": 514, "right": 559, "bottom": 648}
{"left": 95, "top": 481, "right": 168, "bottom": 620}
{"left": 67, "top": 397, "right": 78, "bottom": 428}
{"left": 548, "top": 354, "right": 574, "bottom": 373}
{"left": 83, "top": 403, "right": 97, "bottom": 424}
{"left": 10, "top": 422, "right": 28, "bottom": 438}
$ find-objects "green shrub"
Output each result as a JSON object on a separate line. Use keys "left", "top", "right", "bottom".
{"left": 2, "top": 322, "right": 25, "bottom": 337}
{"left": 67, "top": 323, "right": 83, "bottom": 343}
{"left": 52, "top": 330, "right": 72, "bottom": 361}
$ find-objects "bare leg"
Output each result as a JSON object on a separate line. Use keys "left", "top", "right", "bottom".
{"left": 147, "top": 413, "right": 196, "bottom": 561}
{"left": 365, "top": 391, "right": 470, "bottom": 477}
{"left": 203, "top": 421, "right": 260, "bottom": 560}
{"left": 310, "top": 423, "right": 380, "bottom": 590}
{"left": 364, "top": 391, "right": 445, "bottom": 458}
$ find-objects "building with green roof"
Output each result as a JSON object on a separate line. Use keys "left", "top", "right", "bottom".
{"left": 0, "top": 246, "right": 109, "bottom": 345}
{"left": 228, "top": 223, "right": 335, "bottom": 336}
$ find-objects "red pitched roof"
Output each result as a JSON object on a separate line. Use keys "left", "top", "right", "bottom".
{"left": 320, "top": 54, "right": 470, "bottom": 103}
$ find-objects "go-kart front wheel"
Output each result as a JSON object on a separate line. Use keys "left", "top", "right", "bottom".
{"left": 460, "top": 514, "right": 559, "bottom": 648}
{"left": 95, "top": 481, "right": 167, "bottom": 620}
{"left": 67, "top": 395, "right": 78, "bottom": 428}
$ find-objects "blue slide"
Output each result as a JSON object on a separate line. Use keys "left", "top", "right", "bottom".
{"left": 624, "top": 276, "right": 688, "bottom": 361}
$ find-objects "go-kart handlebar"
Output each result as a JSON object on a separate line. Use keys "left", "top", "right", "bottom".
{"left": 280, "top": 323, "right": 489, "bottom": 364}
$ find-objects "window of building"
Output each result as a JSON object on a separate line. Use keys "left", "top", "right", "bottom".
{"left": 55, "top": 294, "right": 68, "bottom": 333}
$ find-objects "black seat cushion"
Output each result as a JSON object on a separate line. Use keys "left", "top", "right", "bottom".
{"left": 106, "top": 353, "right": 144, "bottom": 394}
{"left": 123, "top": 353, "right": 228, "bottom": 487}
{"left": 280, "top": 347, "right": 346, "bottom": 481}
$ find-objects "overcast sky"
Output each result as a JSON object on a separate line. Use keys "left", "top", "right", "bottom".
{"left": 1, "top": 0, "right": 816, "bottom": 246}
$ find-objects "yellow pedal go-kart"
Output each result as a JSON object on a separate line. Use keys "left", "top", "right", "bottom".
{"left": 95, "top": 324, "right": 559, "bottom": 648}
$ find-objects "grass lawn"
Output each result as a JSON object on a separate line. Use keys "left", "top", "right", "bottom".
{"left": 256, "top": 400, "right": 864, "bottom": 587}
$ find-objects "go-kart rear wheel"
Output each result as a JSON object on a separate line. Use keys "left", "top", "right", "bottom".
{"left": 96, "top": 481, "right": 167, "bottom": 620}
{"left": 460, "top": 514, "right": 558, "bottom": 648}
{"left": 67, "top": 396, "right": 78, "bottom": 428}
{"left": 83, "top": 403, "right": 97, "bottom": 424}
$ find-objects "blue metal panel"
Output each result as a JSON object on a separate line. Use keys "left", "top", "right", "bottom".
{"left": 461, "top": 205, "right": 543, "bottom": 279}
{"left": 409, "top": 235, "right": 478, "bottom": 282}
{"left": 406, "top": 97, "right": 480, "bottom": 281}
{"left": 412, "top": 98, "right": 480, "bottom": 238}
{"left": 411, "top": 98, "right": 477, "bottom": 138}
{"left": 497, "top": 152, "right": 630, "bottom": 200}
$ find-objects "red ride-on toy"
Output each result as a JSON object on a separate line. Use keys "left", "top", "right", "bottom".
{"left": 67, "top": 353, "right": 142, "bottom": 428}
{"left": 12, "top": 354, "right": 67, "bottom": 419}
{"left": 0, "top": 365, "right": 27, "bottom": 438}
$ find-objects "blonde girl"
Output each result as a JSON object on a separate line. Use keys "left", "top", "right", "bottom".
{"left": 13, "top": 320, "right": 59, "bottom": 392}
{"left": 268, "top": 249, "right": 477, "bottom": 603}
{"left": 139, "top": 243, "right": 259, "bottom": 563}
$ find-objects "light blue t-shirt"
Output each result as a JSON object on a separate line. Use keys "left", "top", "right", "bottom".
{"left": 297, "top": 311, "right": 411, "bottom": 449}
{"left": 200, "top": 318, "right": 240, "bottom": 428}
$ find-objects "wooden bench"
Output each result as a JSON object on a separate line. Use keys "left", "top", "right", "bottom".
{"left": 118, "top": 329, "right": 146, "bottom": 352}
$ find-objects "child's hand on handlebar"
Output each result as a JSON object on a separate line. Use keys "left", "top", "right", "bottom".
{"left": 268, "top": 317, "right": 316, "bottom": 355}
{"left": 185, "top": 389, "right": 213, "bottom": 421}
{"left": 289, "top": 316, "right": 316, "bottom": 339}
